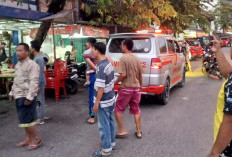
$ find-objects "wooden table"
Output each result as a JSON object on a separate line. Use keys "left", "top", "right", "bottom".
{"left": 0, "top": 73, "right": 14, "bottom": 98}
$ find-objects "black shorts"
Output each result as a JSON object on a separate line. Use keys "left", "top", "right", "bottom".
{"left": 220, "top": 140, "right": 232, "bottom": 157}
{"left": 15, "top": 97, "right": 37, "bottom": 128}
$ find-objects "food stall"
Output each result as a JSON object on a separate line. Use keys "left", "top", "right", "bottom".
{"left": 28, "top": 25, "right": 109, "bottom": 63}
{"left": 0, "top": 18, "right": 109, "bottom": 98}
{"left": 0, "top": 63, "right": 14, "bottom": 98}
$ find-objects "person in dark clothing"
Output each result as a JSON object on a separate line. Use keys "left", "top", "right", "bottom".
{"left": 0, "top": 43, "right": 9, "bottom": 65}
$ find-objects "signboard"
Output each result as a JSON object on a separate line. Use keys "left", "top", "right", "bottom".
{"left": 0, "top": 0, "right": 37, "bottom": 11}
{"left": 82, "top": 26, "right": 109, "bottom": 38}
{"left": 183, "top": 30, "right": 197, "bottom": 38}
{"left": 39, "top": 0, "right": 72, "bottom": 12}
{"left": 196, "top": 31, "right": 208, "bottom": 37}
{"left": 30, "top": 25, "right": 109, "bottom": 38}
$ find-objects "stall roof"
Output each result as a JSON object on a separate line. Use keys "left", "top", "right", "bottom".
{"left": 0, "top": 19, "right": 69, "bottom": 30}
{"left": 0, "top": 5, "right": 51, "bottom": 21}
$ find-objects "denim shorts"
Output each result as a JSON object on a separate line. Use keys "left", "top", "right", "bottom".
{"left": 15, "top": 97, "right": 37, "bottom": 127}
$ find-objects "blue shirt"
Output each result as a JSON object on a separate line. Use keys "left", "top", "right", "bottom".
{"left": 34, "top": 55, "right": 46, "bottom": 87}
{"left": 94, "top": 59, "right": 115, "bottom": 108}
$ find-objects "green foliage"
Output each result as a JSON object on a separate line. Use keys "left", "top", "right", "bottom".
{"left": 160, "top": 0, "right": 212, "bottom": 34}
{"left": 213, "top": 0, "right": 232, "bottom": 32}
{"left": 81, "top": 0, "right": 212, "bottom": 33}
{"left": 81, "top": 0, "right": 177, "bottom": 29}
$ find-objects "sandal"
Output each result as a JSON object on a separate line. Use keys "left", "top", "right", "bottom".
{"left": 27, "top": 139, "right": 42, "bottom": 150}
{"left": 86, "top": 118, "right": 95, "bottom": 124}
{"left": 115, "top": 134, "right": 128, "bottom": 139}
{"left": 135, "top": 132, "right": 142, "bottom": 139}
{"left": 92, "top": 150, "right": 111, "bottom": 157}
{"left": 84, "top": 83, "right": 90, "bottom": 87}
{"left": 16, "top": 140, "right": 31, "bottom": 147}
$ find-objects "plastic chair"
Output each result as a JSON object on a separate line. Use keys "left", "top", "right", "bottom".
{"left": 45, "top": 61, "right": 68, "bottom": 102}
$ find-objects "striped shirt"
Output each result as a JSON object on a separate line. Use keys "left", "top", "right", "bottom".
{"left": 94, "top": 59, "right": 115, "bottom": 108}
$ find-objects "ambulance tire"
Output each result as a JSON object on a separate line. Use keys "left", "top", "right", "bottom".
{"left": 160, "top": 79, "right": 170, "bottom": 105}
{"left": 178, "top": 70, "right": 186, "bottom": 88}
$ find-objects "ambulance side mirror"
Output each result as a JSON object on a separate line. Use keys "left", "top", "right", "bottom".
{"left": 180, "top": 47, "right": 186, "bottom": 54}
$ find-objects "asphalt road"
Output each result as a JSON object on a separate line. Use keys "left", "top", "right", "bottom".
{"left": 0, "top": 47, "right": 231, "bottom": 157}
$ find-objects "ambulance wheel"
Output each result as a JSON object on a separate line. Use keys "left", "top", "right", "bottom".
{"left": 178, "top": 70, "right": 186, "bottom": 88}
{"left": 160, "top": 79, "right": 170, "bottom": 105}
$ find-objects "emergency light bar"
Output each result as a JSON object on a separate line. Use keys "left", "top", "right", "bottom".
{"left": 136, "top": 29, "right": 173, "bottom": 34}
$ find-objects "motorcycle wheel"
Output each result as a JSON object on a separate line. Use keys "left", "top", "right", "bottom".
{"left": 65, "top": 81, "right": 78, "bottom": 94}
{"left": 201, "top": 66, "right": 207, "bottom": 75}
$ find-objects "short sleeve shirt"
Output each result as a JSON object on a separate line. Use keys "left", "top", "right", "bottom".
{"left": 214, "top": 73, "right": 232, "bottom": 141}
{"left": 94, "top": 59, "right": 115, "bottom": 108}
{"left": 119, "top": 53, "right": 143, "bottom": 88}
{"left": 82, "top": 48, "right": 98, "bottom": 72}
{"left": 224, "top": 73, "right": 232, "bottom": 114}
{"left": 34, "top": 55, "right": 46, "bottom": 87}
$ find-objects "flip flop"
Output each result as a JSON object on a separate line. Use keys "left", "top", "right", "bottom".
{"left": 27, "top": 139, "right": 42, "bottom": 151}
{"left": 86, "top": 118, "right": 95, "bottom": 124}
{"left": 115, "top": 134, "right": 128, "bottom": 139}
{"left": 16, "top": 140, "right": 30, "bottom": 147}
{"left": 92, "top": 150, "right": 111, "bottom": 157}
{"left": 135, "top": 132, "right": 142, "bottom": 139}
{"left": 84, "top": 83, "right": 90, "bottom": 87}
{"left": 112, "top": 146, "right": 117, "bottom": 150}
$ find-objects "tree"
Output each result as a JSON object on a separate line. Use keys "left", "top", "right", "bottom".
{"left": 213, "top": 0, "right": 232, "bottom": 33}
{"left": 14, "top": 0, "right": 68, "bottom": 45}
{"left": 35, "top": 0, "right": 67, "bottom": 45}
{"left": 160, "top": 0, "right": 212, "bottom": 34}
{"left": 81, "top": 0, "right": 177, "bottom": 29}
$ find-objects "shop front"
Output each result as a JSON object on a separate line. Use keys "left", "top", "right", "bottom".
{"left": 29, "top": 25, "right": 109, "bottom": 64}
{"left": 0, "top": 18, "right": 109, "bottom": 98}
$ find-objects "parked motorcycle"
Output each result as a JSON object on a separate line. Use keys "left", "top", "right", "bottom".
{"left": 201, "top": 45, "right": 222, "bottom": 79}
{"left": 64, "top": 51, "right": 87, "bottom": 94}
{"left": 65, "top": 63, "right": 79, "bottom": 94}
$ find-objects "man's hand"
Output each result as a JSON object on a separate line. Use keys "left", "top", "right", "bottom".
{"left": 93, "top": 103, "right": 99, "bottom": 114}
{"left": 9, "top": 95, "right": 14, "bottom": 102}
{"left": 38, "top": 87, "right": 40, "bottom": 94}
{"left": 24, "top": 99, "right": 32, "bottom": 106}
{"left": 211, "top": 37, "right": 221, "bottom": 53}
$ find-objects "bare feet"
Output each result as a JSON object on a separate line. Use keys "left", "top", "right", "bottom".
{"left": 16, "top": 139, "right": 31, "bottom": 147}
{"left": 117, "top": 130, "right": 128, "bottom": 136}
{"left": 86, "top": 118, "right": 95, "bottom": 124}
{"left": 135, "top": 131, "right": 142, "bottom": 139}
{"left": 84, "top": 81, "right": 90, "bottom": 87}
{"left": 27, "top": 138, "right": 42, "bottom": 150}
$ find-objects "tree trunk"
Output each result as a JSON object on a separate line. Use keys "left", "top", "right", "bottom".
{"left": 35, "top": 0, "right": 67, "bottom": 45}
{"left": 35, "top": 21, "right": 52, "bottom": 45}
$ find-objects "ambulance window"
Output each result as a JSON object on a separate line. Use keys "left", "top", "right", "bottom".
{"left": 109, "top": 37, "right": 151, "bottom": 53}
{"left": 167, "top": 40, "right": 175, "bottom": 53}
{"left": 157, "top": 38, "right": 167, "bottom": 54}
{"left": 174, "top": 41, "right": 181, "bottom": 53}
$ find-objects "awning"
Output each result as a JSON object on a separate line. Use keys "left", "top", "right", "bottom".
{"left": 0, "top": 5, "right": 51, "bottom": 21}
{"left": 39, "top": 8, "right": 78, "bottom": 23}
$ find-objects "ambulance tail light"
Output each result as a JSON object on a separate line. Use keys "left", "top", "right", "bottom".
{"left": 151, "top": 58, "right": 162, "bottom": 70}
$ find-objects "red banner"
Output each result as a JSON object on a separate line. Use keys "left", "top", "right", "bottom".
{"left": 30, "top": 25, "right": 109, "bottom": 38}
